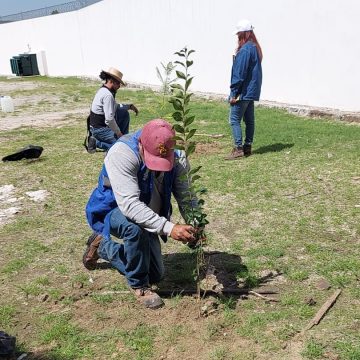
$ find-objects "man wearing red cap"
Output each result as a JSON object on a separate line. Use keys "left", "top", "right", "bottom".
{"left": 83, "top": 119, "right": 198, "bottom": 309}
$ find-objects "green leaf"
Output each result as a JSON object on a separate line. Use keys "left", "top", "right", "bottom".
{"left": 174, "top": 52, "right": 186, "bottom": 57}
{"left": 188, "top": 50, "right": 195, "bottom": 56}
{"left": 192, "top": 209, "right": 202, "bottom": 217}
{"left": 185, "top": 77, "right": 193, "bottom": 91}
{"left": 186, "top": 142, "right": 196, "bottom": 156}
{"left": 173, "top": 90, "right": 184, "bottom": 99}
{"left": 176, "top": 71, "right": 186, "bottom": 80}
{"left": 170, "top": 83, "right": 184, "bottom": 91}
{"left": 192, "top": 174, "right": 201, "bottom": 182}
{"left": 186, "top": 60, "right": 194, "bottom": 67}
{"left": 174, "top": 61, "right": 185, "bottom": 67}
{"left": 189, "top": 165, "right": 202, "bottom": 175}
{"left": 173, "top": 124, "right": 185, "bottom": 133}
{"left": 171, "top": 99, "right": 183, "bottom": 111}
{"left": 184, "top": 115, "right": 195, "bottom": 126}
{"left": 172, "top": 111, "right": 182, "bottom": 122}
{"left": 186, "top": 128, "right": 197, "bottom": 141}
{"left": 179, "top": 174, "right": 188, "bottom": 182}
{"left": 185, "top": 93, "right": 193, "bottom": 102}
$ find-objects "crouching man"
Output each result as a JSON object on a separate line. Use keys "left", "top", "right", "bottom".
{"left": 83, "top": 119, "right": 200, "bottom": 309}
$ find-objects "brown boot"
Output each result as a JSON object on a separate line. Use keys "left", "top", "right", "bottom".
{"left": 225, "top": 146, "right": 244, "bottom": 160}
{"left": 243, "top": 144, "right": 252, "bottom": 157}
{"left": 132, "top": 287, "right": 164, "bottom": 309}
{"left": 82, "top": 232, "right": 103, "bottom": 270}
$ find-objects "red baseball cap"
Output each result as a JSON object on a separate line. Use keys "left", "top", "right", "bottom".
{"left": 139, "top": 119, "right": 176, "bottom": 171}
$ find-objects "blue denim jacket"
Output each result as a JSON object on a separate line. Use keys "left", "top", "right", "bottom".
{"left": 230, "top": 41, "right": 262, "bottom": 101}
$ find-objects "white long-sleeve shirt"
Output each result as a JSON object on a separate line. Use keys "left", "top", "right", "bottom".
{"left": 104, "top": 140, "right": 194, "bottom": 236}
{"left": 91, "top": 86, "right": 121, "bottom": 134}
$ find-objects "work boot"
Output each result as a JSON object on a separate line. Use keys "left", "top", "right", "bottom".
{"left": 82, "top": 232, "right": 103, "bottom": 270}
{"left": 132, "top": 287, "right": 164, "bottom": 309}
{"left": 87, "top": 136, "right": 97, "bottom": 154}
{"left": 243, "top": 144, "right": 252, "bottom": 157}
{"left": 225, "top": 146, "right": 244, "bottom": 160}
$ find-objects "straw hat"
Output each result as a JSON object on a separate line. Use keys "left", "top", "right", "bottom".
{"left": 102, "top": 67, "right": 126, "bottom": 86}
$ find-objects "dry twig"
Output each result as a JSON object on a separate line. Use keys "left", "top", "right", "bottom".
{"left": 248, "top": 290, "right": 279, "bottom": 302}
{"left": 284, "top": 191, "right": 313, "bottom": 199}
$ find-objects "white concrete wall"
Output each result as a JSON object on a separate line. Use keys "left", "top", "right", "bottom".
{"left": 0, "top": 0, "right": 359, "bottom": 111}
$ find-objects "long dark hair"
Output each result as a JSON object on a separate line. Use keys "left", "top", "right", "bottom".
{"left": 236, "top": 31, "right": 263, "bottom": 61}
{"left": 99, "top": 71, "right": 114, "bottom": 83}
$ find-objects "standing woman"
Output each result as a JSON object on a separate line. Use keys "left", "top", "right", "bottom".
{"left": 88, "top": 67, "right": 138, "bottom": 152}
{"left": 226, "top": 19, "right": 263, "bottom": 159}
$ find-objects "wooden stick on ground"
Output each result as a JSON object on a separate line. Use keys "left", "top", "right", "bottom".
{"left": 284, "top": 289, "right": 343, "bottom": 348}
{"left": 248, "top": 290, "right": 279, "bottom": 302}
{"left": 302, "top": 289, "right": 342, "bottom": 332}
{"left": 99, "top": 288, "right": 278, "bottom": 297}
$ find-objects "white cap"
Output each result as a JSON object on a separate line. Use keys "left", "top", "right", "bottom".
{"left": 233, "top": 19, "right": 254, "bottom": 35}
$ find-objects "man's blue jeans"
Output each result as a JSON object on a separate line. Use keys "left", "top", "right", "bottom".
{"left": 229, "top": 100, "right": 255, "bottom": 148}
{"left": 97, "top": 207, "right": 165, "bottom": 289}
{"left": 91, "top": 106, "right": 130, "bottom": 151}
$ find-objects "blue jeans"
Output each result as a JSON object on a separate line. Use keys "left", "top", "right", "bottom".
{"left": 91, "top": 106, "right": 130, "bottom": 151}
{"left": 229, "top": 100, "right": 255, "bottom": 148}
{"left": 97, "top": 207, "right": 165, "bottom": 288}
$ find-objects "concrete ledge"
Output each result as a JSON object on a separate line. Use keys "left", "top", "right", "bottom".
{"left": 125, "top": 81, "right": 360, "bottom": 124}
{"left": 259, "top": 100, "right": 360, "bottom": 123}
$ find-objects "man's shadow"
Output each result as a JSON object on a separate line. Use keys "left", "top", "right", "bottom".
{"left": 253, "top": 142, "right": 294, "bottom": 155}
{"left": 159, "top": 251, "right": 280, "bottom": 299}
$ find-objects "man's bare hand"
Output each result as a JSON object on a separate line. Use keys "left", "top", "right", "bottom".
{"left": 170, "top": 224, "right": 196, "bottom": 243}
{"left": 229, "top": 97, "right": 238, "bottom": 105}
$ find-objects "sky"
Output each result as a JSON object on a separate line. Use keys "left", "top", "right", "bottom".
{"left": 0, "top": 0, "right": 65, "bottom": 16}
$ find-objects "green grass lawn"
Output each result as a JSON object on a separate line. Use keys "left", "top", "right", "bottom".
{"left": 0, "top": 76, "right": 359, "bottom": 360}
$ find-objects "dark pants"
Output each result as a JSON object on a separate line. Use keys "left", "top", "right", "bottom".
{"left": 97, "top": 207, "right": 165, "bottom": 288}
{"left": 91, "top": 106, "right": 130, "bottom": 151}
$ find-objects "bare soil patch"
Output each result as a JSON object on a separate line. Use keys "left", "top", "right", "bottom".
{"left": 0, "top": 109, "right": 88, "bottom": 131}
{"left": 195, "top": 141, "right": 222, "bottom": 155}
{"left": 0, "top": 80, "right": 41, "bottom": 92}
{"left": 0, "top": 79, "right": 88, "bottom": 131}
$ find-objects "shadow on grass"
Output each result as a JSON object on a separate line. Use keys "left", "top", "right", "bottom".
{"left": 161, "top": 251, "right": 241, "bottom": 290}
{"left": 22, "top": 352, "right": 67, "bottom": 360}
{"left": 253, "top": 142, "right": 294, "bottom": 155}
{"left": 93, "top": 250, "right": 282, "bottom": 299}
{"left": 159, "top": 251, "right": 280, "bottom": 299}
{"left": 94, "top": 262, "right": 113, "bottom": 270}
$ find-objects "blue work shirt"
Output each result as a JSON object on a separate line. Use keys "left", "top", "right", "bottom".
{"left": 230, "top": 41, "right": 262, "bottom": 101}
